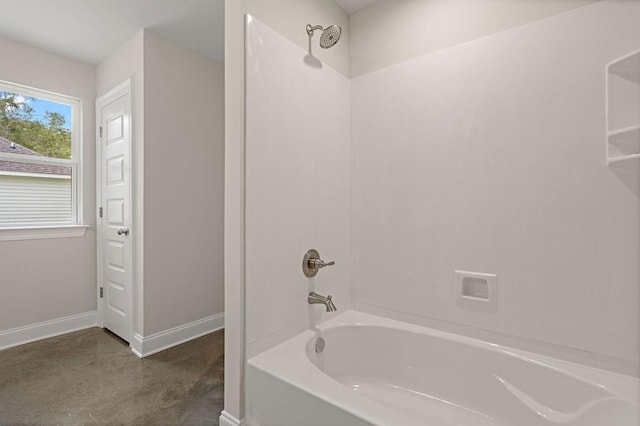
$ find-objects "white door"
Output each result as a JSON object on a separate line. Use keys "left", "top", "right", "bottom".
{"left": 97, "top": 83, "right": 132, "bottom": 343}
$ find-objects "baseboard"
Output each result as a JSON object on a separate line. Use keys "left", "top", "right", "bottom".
{"left": 130, "top": 312, "right": 224, "bottom": 358}
{"left": 0, "top": 311, "right": 97, "bottom": 351}
{"left": 219, "top": 410, "right": 244, "bottom": 426}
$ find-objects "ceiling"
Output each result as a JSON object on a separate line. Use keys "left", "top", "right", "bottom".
{"left": 335, "top": 0, "right": 381, "bottom": 15}
{"left": 0, "top": 0, "right": 225, "bottom": 65}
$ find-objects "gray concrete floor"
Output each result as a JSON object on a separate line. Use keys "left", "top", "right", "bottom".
{"left": 0, "top": 328, "right": 224, "bottom": 425}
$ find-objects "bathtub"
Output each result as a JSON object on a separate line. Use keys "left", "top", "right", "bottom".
{"left": 247, "top": 311, "right": 639, "bottom": 426}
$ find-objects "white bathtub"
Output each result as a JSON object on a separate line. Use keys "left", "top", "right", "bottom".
{"left": 247, "top": 311, "right": 639, "bottom": 426}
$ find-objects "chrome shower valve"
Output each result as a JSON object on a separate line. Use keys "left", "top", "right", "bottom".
{"left": 302, "top": 249, "right": 335, "bottom": 277}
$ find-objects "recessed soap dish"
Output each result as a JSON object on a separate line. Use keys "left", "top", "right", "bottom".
{"left": 461, "top": 276, "right": 490, "bottom": 300}
{"left": 454, "top": 270, "right": 497, "bottom": 313}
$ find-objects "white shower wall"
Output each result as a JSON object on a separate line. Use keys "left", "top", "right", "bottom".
{"left": 351, "top": 0, "right": 640, "bottom": 369}
{"left": 245, "top": 17, "right": 351, "bottom": 357}
{"left": 243, "top": 0, "right": 639, "bottom": 375}
{"left": 348, "top": 0, "right": 599, "bottom": 78}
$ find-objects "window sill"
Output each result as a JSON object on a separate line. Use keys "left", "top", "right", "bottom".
{"left": 0, "top": 225, "right": 90, "bottom": 242}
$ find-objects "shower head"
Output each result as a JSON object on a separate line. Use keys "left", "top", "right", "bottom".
{"left": 306, "top": 24, "right": 342, "bottom": 49}
{"left": 319, "top": 25, "right": 341, "bottom": 49}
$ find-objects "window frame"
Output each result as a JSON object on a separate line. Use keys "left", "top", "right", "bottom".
{"left": 0, "top": 79, "right": 87, "bottom": 239}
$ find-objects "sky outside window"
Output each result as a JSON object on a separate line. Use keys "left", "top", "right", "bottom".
{"left": 29, "top": 97, "right": 72, "bottom": 130}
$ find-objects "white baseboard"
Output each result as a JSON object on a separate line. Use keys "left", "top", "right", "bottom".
{"left": 0, "top": 311, "right": 97, "bottom": 351}
{"left": 130, "top": 312, "right": 224, "bottom": 358}
{"left": 219, "top": 410, "right": 244, "bottom": 426}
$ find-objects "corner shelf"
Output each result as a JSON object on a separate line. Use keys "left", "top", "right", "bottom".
{"left": 606, "top": 49, "right": 640, "bottom": 168}
{"left": 607, "top": 155, "right": 640, "bottom": 167}
{"left": 609, "top": 52, "right": 640, "bottom": 85}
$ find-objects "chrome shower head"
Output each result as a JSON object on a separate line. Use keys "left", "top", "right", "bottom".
{"left": 319, "top": 25, "right": 341, "bottom": 49}
{"left": 306, "top": 24, "right": 342, "bottom": 49}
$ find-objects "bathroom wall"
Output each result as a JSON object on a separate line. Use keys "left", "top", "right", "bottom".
{"left": 223, "top": 1, "right": 246, "bottom": 422}
{"left": 349, "top": 0, "right": 600, "bottom": 77}
{"left": 351, "top": 0, "right": 640, "bottom": 371}
{"left": 143, "top": 32, "right": 225, "bottom": 335}
{"left": 245, "top": 16, "right": 350, "bottom": 357}
{"left": 98, "top": 31, "right": 226, "bottom": 340}
{"left": 223, "top": 1, "right": 350, "bottom": 423}
{"left": 225, "top": 0, "right": 349, "bottom": 425}
{"left": 0, "top": 36, "right": 96, "bottom": 332}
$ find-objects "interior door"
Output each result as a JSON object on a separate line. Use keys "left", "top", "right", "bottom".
{"left": 98, "top": 86, "right": 132, "bottom": 343}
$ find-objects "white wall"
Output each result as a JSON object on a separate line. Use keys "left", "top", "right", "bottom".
{"left": 245, "top": 16, "right": 350, "bottom": 357}
{"left": 229, "top": 1, "right": 640, "bottom": 424}
{"left": 349, "top": 0, "right": 600, "bottom": 77}
{"left": 143, "top": 31, "right": 225, "bottom": 335}
{"left": 223, "top": 1, "right": 247, "bottom": 423}
{"left": 0, "top": 37, "right": 96, "bottom": 331}
{"left": 351, "top": 0, "right": 640, "bottom": 372}
{"left": 96, "top": 30, "right": 146, "bottom": 336}
{"left": 223, "top": 0, "right": 350, "bottom": 423}
{"left": 97, "top": 30, "right": 225, "bottom": 338}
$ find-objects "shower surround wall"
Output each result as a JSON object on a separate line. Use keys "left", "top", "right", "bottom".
{"left": 351, "top": 0, "right": 640, "bottom": 371}
{"left": 242, "top": 0, "right": 639, "bottom": 390}
{"left": 244, "top": 17, "right": 350, "bottom": 357}
{"left": 235, "top": 1, "right": 640, "bottom": 424}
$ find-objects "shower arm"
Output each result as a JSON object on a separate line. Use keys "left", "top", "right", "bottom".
{"left": 306, "top": 24, "right": 324, "bottom": 36}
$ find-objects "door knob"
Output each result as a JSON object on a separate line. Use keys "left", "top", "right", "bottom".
{"left": 117, "top": 227, "right": 130, "bottom": 236}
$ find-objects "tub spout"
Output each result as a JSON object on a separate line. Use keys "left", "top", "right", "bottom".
{"left": 308, "top": 291, "right": 337, "bottom": 312}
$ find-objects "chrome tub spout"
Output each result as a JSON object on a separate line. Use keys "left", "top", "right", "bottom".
{"left": 308, "top": 291, "right": 337, "bottom": 312}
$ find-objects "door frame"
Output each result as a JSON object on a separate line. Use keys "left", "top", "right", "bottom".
{"left": 95, "top": 78, "right": 134, "bottom": 341}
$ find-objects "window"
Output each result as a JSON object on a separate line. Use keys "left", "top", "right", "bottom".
{"left": 0, "top": 80, "right": 82, "bottom": 230}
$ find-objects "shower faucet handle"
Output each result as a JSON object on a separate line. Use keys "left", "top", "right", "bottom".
{"left": 309, "top": 258, "right": 335, "bottom": 269}
{"left": 302, "top": 249, "right": 335, "bottom": 277}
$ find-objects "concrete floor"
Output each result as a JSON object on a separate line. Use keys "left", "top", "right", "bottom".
{"left": 0, "top": 328, "right": 224, "bottom": 425}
